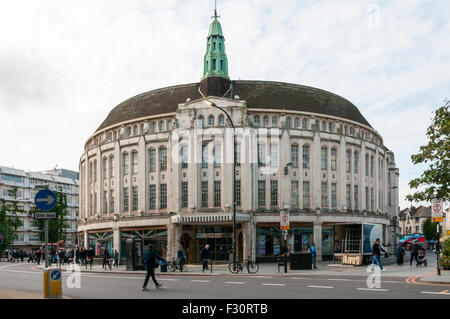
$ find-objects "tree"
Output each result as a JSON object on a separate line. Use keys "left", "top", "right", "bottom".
{"left": 406, "top": 99, "right": 450, "bottom": 202}
{"left": 0, "top": 187, "right": 24, "bottom": 254}
{"left": 29, "top": 188, "right": 68, "bottom": 244}
{"left": 421, "top": 218, "right": 439, "bottom": 241}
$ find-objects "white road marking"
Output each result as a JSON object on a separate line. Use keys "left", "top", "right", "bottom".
{"left": 190, "top": 280, "right": 211, "bottom": 283}
{"left": 307, "top": 285, "right": 334, "bottom": 289}
{"left": 382, "top": 281, "right": 399, "bottom": 283}
{"left": 290, "top": 277, "right": 309, "bottom": 280}
{"left": 421, "top": 291, "right": 450, "bottom": 296}
{"left": 261, "top": 283, "right": 286, "bottom": 286}
{"left": 225, "top": 282, "right": 246, "bottom": 284}
{"left": 328, "top": 279, "right": 351, "bottom": 281}
{"left": 357, "top": 288, "right": 389, "bottom": 292}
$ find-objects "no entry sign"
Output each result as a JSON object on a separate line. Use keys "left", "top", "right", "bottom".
{"left": 431, "top": 199, "right": 443, "bottom": 223}
{"left": 280, "top": 210, "right": 290, "bottom": 230}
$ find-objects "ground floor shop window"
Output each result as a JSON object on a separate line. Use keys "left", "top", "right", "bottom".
{"left": 120, "top": 228, "right": 167, "bottom": 259}
{"left": 256, "top": 226, "right": 313, "bottom": 257}
{"left": 88, "top": 232, "right": 113, "bottom": 256}
{"left": 193, "top": 225, "right": 233, "bottom": 262}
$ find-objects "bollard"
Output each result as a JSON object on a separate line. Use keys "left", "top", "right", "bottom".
{"left": 43, "top": 267, "right": 62, "bottom": 298}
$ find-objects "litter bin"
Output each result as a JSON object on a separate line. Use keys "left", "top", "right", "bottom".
{"left": 290, "top": 252, "right": 312, "bottom": 270}
{"left": 159, "top": 260, "right": 167, "bottom": 272}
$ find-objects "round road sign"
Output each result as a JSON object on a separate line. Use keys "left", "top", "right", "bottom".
{"left": 432, "top": 203, "right": 442, "bottom": 213}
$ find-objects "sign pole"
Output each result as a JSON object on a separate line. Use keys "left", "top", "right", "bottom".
{"left": 437, "top": 223, "right": 441, "bottom": 276}
{"left": 45, "top": 219, "right": 49, "bottom": 269}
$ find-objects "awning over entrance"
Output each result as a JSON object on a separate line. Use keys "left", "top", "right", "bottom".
{"left": 171, "top": 213, "right": 250, "bottom": 224}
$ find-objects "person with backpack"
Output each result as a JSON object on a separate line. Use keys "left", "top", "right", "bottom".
{"left": 142, "top": 244, "right": 165, "bottom": 291}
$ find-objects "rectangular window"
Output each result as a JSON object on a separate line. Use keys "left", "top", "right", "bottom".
{"left": 346, "top": 184, "right": 351, "bottom": 209}
{"left": 123, "top": 153, "right": 129, "bottom": 175}
{"left": 258, "top": 180, "right": 266, "bottom": 207}
{"left": 181, "top": 182, "right": 188, "bottom": 208}
{"left": 354, "top": 152, "right": 358, "bottom": 174}
{"left": 235, "top": 180, "right": 241, "bottom": 206}
{"left": 321, "top": 182, "right": 328, "bottom": 208}
{"left": 365, "top": 186, "right": 369, "bottom": 210}
{"left": 214, "top": 181, "right": 221, "bottom": 207}
{"left": 103, "top": 158, "right": 107, "bottom": 180}
{"left": 291, "top": 144, "right": 299, "bottom": 167}
{"left": 149, "top": 149, "right": 156, "bottom": 172}
{"left": 303, "top": 181, "right": 310, "bottom": 208}
{"left": 331, "top": 183, "right": 337, "bottom": 208}
{"left": 160, "top": 184, "right": 167, "bottom": 209}
{"left": 132, "top": 186, "right": 138, "bottom": 211}
{"left": 346, "top": 150, "right": 351, "bottom": 173}
{"left": 103, "top": 191, "right": 107, "bottom": 213}
{"left": 202, "top": 144, "right": 208, "bottom": 168}
{"left": 201, "top": 181, "right": 208, "bottom": 208}
{"left": 109, "top": 157, "right": 114, "bottom": 178}
{"left": 109, "top": 190, "right": 114, "bottom": 213}
{"left": 321, "top": 147, "right": 327, "bottom": 169}
{"left": 291, "top": 181, "right": 299, "bottom": 207}
{"left": 123, "top": 187, "right": 129, "bottom": 212}
{"left": 331, "top": 148, "right": 337, "bottom": 171}
{"left": 354, "top": 185, "right": 358, "bottom": 210}
{"left": 370, "top": 157, "right": 374, "bottom": 177}
{"left": 132, "top": 152, "right": 138, "bottom": 174}
{"left": 258, "top": 143, "right": 266, "bottom": 167}
{"left": 214, "top": 144, "right": 221, "bottom": 167}
{"left": 370, "top": 188, "right": 374, "bottom": 211}
{"left": 270, "top": 144, "right": 278, "bottom": 167}
{"left": 270, "top": 181, "right": 278, "bottom": 206}
{"left": 149, "top": 185, "right": 156, "bottom": 209}
{"left": 302, "top": 145, "right": 310, "bottom": 168}
{"left": 365, "top": 154, "right": 369, "bottom": 176}
{"left": 235, "top": 143, "right": 241, "bottom": 167}
{"left": 181, "top": 146, "right": 188, "bottom": 169}
{"left": 159, "top": 148, "right": 167, "bottom": 171}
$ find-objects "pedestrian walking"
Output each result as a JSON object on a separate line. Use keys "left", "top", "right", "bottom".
{"left": 396, "top": 244, "right": 405, "bottom": 265}
{"left": 113, "top": 250, "right": 119, "bottom": 268}
{"left": 102, "top": 248, "right": 112, "bottom": 270}
{"left": 410, "top": 243, "right": 419, "bottom": 266}
{"left": 371, "top": 238, "right": 386, "bottom": 272}
{"left": 177, "top": 246, "right": 186, "bottom": 272}
{"left": 87, "top": 248, "right": 94, "bottom": 269}
{"left": 309, "top": 243, "right": 317, "bottom": 269}
{"left": 200, "top": 244, "right": 210, "bottom": 272}
{"left": 35, "top": 249, "right": 41, "bottom": 265}
{"left": 141, "top": 244, "right": 165, "bottom": 291}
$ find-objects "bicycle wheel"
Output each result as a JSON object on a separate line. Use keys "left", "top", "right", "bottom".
{"left": 247, "top": 262, "right": 259, "bottom": 274}
{"left": 167, "top": 261, "right": 176, "bottom": 272}
{"left": 228, "top": 261, "right": 241, "bottom": 274}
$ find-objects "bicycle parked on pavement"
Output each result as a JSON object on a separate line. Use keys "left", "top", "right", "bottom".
{"left": 228, "top": 257, "right": 259, "bottom": 274}
{"left": 167, "top": 258, "right": 188, "bottom": 272}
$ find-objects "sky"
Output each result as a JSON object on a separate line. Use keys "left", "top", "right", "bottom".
{"left": 0, "top": 0, "right": 448, "bottom": 210}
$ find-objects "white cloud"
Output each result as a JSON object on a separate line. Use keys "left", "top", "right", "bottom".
{"left": 0, "top": 0, "right": 448, "bottom": 209}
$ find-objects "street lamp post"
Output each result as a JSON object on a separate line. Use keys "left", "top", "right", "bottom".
{"left": 205, "top": 100, "right": 237, "bottom": 266}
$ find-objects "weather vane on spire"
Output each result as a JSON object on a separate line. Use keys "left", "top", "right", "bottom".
{"left": 212, "top": 0, "right": 220, "bottom": 20}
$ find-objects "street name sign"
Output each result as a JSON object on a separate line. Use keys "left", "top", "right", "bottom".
{"left": 34, "top": 189, "right": 57, "bottom": 211}
{"left": 431, "top": 199, "right": 444, "bottom": 223}
{"left": 34, "top": 212, "right": 57, "bottom": 219}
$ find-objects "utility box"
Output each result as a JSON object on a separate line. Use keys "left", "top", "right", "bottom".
{"left": 43, "top": 267, "right": 62, "bottom": 298}
{"left": 290, "top": 252, "right": 312, "bottom": 270}
{"left": 126, "top": 238, "right": 144, "bottom": 271}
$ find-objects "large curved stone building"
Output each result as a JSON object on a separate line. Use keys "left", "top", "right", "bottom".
{"left": 78, "top": 9, "right": 399, "bottom": 263}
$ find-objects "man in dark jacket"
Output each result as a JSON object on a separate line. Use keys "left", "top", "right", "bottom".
{"left": 371, "top": 238, "right": 386, "bottom": 272}
{"left": 200, "top": 244, "right": 210, "bottom": 272}
{"left": 177, "top": 246, "right": 186, "bottom": 272}
{"left": 396, "top": 244, "right": 405, "bottom": 265}
{"left": 142, "top": 244, "right": 165, "bottom": 291}
{"left": 410, "top": 243, "right": 419, "bottom": 266}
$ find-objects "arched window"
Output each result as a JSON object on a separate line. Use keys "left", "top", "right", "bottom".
{"left": 159, "top": 120, "right": 165, "bottom": 132}
{"left": 322, "top": 121, "right": 326, "bottom": 131}
{"left": 198, "top": 115, "right": 205, "bottom": 128}
{"left": 133, "top": 125, "right": 138, "bottom": 135}
{"left": 218, "top": 114, "right": 224, "bottom": 127}
{"left": 294, "top": 117, "right": 300, "bottom": 128}
{"left": 150, "top": 122, "right": 156, "bottom": 133}
{"left": 109, "top": 156, "right": 114, "bottom": 178}
{"left": 208, "top": 115, "right": 215, "bottom": 126}
{"left": 148, "top": 148, "right": 156, "bottom": 172}
{"left": 286, "top": 117, "right": 291, "bottom": 129}
{"left": 291, "top": 144, "right": 299, "bottom": 167}
{"left": 302, "top": 118, "right": 307, "bottom": 129}
{"left": 122, "top": 153, "right": 129, "bottom": 175}
{"left": 263, "top": 115, "right": 269, "bottom": 127}
{"left": 131, "top": 151, "right": 138, "bottom": 174}
{"left": 167, "top": 120, "right": 172, "bottom": 131}
{"left": 180, "top": 145, "right": 188, "bottom": 169}
{"left": 272, "top": 116, "right": 277, "bottom": 126}
{"left": 254, "top": 115, "right": 260, "bottom": 127}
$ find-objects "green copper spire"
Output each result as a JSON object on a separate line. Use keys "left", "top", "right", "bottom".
{"left": 202, "top": 0, "right": 229, "bottom": 80}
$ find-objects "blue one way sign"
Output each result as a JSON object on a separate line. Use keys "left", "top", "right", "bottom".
{"left": 34, "top": 189, "right": 57, "bottom": 211}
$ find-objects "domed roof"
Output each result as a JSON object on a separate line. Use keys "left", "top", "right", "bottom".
{"left": 95, "top": 80, "right": 371, "bottom": 133}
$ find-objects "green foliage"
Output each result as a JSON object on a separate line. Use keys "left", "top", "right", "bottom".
{"left": 441, "top": 238, "right": 450, "bottom": 270}
{"left": 0, "top": 187, "right": 24, "bottom": 253}
{"left": 406, "top": 100, "right": 450, "bottom": 202}
{"left": 421, "top": 218, "right": 439, "bottom": 241}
